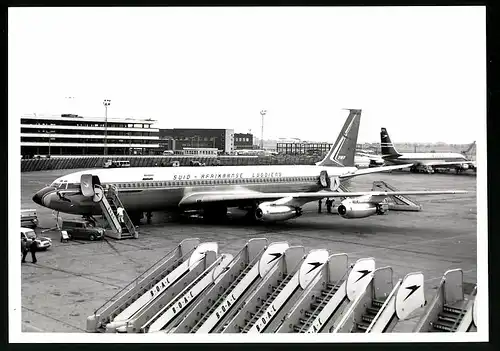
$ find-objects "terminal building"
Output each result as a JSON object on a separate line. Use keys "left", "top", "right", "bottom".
{"left": 21, "top": 114, "right": 160, "bottom": 157}
{"left": 276, "top": 142, "right": 379, "bottom": 155}
{"left": 159, "top": 128, "right": 235, "bottom": 154}
{"left": 276, "top": 142, "right": 333, "bottom": 155}
{"left": 234, "top": 133, "right": 254, "bottom": 150}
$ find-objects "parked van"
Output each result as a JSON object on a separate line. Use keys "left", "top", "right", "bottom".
{"left": 21, "top": 227, "right": 52, "bottom": 250}
{"left": 21, "top": 209, "right": 38, "bottom": 228}
{"left": 61, "top": 219, "right": 105, "bottom": 241}
{"left": 104, "top": 160, "right": 131, "bottom": 168}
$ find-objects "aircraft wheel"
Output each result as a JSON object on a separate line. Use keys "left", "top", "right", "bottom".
{"left": 128, "top": 212, "right": 143, "bottom": 225}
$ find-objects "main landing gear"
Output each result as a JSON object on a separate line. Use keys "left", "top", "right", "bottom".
{"left": 203, "top": 205, "right": 228, "bottom": 223}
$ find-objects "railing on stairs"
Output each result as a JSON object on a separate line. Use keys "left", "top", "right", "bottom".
{"left": 97, "top": 186, "right": 122, "bottom": 237}
{"left": 106, "top": 185, "right": 138, "bottom": 239}
{"left": 295, "top": 267, "right": 350, "bottom": 333}
{"left": 86, "top": 239, "right": 199, "bottom": 332}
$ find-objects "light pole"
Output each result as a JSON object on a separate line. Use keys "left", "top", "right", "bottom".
{"left": 103, "top": 99, "right": 111, "bottom": 155}
{"left": 260, "top": 110, "right": 267, "bottom": 149}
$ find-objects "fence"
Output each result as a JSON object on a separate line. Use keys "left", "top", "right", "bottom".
{"left": 21, "top": 155, "right": 324, "bottom": 172}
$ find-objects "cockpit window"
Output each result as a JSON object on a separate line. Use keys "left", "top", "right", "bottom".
{"left": 51, "top": 180, "right": 71, "bottom": 189}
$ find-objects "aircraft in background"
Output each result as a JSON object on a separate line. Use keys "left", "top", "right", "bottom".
{"left": 379, "top": 128, "right": 475, "bottom": 174}
{"left": 33, "top": 109, "right": 466, "bottom": 224}
{"left": 355, "top": 151, "right": 385, "bottom": 168}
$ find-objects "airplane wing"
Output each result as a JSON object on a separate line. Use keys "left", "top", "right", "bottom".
{"left": 178, "top": 189, "right": 467, "bottom": 207}
{"left": 339, "top": 164, "right": 414, "bottom": 178}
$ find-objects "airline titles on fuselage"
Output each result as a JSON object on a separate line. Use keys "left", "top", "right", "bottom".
{"left": 173, "top": 172, "right": 284, "bottom": 181}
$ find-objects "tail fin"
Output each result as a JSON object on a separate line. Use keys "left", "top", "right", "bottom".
{"left": 316, "top": 109, "right": 361, "bottom": 167}
{"left": 380, "top": 128, "right": 401, "bottom": 156}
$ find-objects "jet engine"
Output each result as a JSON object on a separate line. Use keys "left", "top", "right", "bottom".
{"left": 337, "top": 199, "right": 388, "bottom": 219}
{"left": 461, "top": 164, "right": 469, "bottom": 170}
{"left": 254, "top": 202, "right": 302, "bottom": 222}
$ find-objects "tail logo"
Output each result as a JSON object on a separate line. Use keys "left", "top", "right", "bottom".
{"left": 329, "top": 113, "right": 358, "bottom": 162}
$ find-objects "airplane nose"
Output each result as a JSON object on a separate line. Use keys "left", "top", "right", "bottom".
{"left": 32, "top": 187, "right": 55, "bottom": 207}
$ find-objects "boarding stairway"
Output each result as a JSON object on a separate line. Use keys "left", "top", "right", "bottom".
{"left": 99, "top": 185, "right": 138, "bottom": 240}
{"left": 85, "top": 238, "right": 476, "bottom": 334}
{"left": 277, "top": 256, "right": 375, "bottom": 333}
{"left": 106, "top": 242, "right": 219, "bottom": 333}
{"left": 168, "top": 238, "right": 269, "bottom": 333}
{"left": 333, "top": 181, "right": 420, "bottom": 212}
{"left": 413, "top": 269, "right": 477, "bottom": 332}
{"left": 86, "top": 238, "right": 199, "bottom": 332}
{"left": 188, "top": 242, "right": 291, "bottom": 333}
{"left": 371, "top": 181, "right": 422, "bottom": 211}
{"left": 365, "top": 272, "right": 426, "bottom": 333}
{"left": 138, "top": 253, "right": 234, "bottom": 333}
{"left": 223, "top": 247, "right": 329, "bottom": 333}
{"left": 332, "top": 266, "right": 422, "bottom": 333}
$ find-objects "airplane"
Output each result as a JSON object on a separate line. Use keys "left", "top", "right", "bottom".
{"left": 32, "top": 109, "right": 466, "bottom": 224}
{"left": 379, "top": 128, "right": 475, "bottom": 174}
{"left": 354, "top": 152, "right": 384, "bottom": 168}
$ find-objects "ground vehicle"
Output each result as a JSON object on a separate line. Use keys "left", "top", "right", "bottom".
{"left": 21, "top": 209, "right": 38, "bottom": 228}
{"left": 61, "top": 219, "right": 105, "bottom": 241}
{"left": 103, "top": 160, "right": 131, "bottom": 168}
{"left": 21, "top": 227, "right": 52, "bottom": 250}
{"left": 163, "top": 150, "right": 174, "bottom": 155}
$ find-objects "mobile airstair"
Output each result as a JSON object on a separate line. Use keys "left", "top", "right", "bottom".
{"left": 100, "top": 185, "right": 138, "bottom": 239}
{"left": 189, "top": 242, "right": 291, "bottom": 333}
{"left": 136, "top": 253, "right": 234, "bottom": 333}
{"left": 223, "top": 247, "right": 330, "bottom": 333}
{"left": 86, "top": 238, "right": 199, "bottom": 332}
{"left": 167, "top": 238, "right": 269, "bottom": 333}
{"left": 80, "top": 173, "right": 137, "bottom": 239}
{"left": 332, "top": 266, "right": 397, "bottom": 333}
{"left": 277, "top": 257, "right": 376, "bottom": 333}
{"left": 365, "top": 272, "right": 426, "bottom": 333}
{"left": 105, "top": 242, "right": 219, "bottom": 333}
{"left": 413, "top": 269, "right": 477, "bottom": 332}
{"left": 371, "top": 181, "right": 422, "bottom": 211}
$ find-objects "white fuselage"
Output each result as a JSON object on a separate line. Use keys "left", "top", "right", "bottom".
{"left": 383, "top": 152, "right": 467, "bottom": 166}
{"left": 41, "top": 165, "right": 358, "bottom": 215}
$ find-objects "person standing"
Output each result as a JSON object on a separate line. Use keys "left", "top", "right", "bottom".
{"left": 21, "top": 238, "right": 28, "bottom": 263}
{"left": 116, "top": 206, "right": 124, "bottom": 224}
{"left": 29, "top": 239, "right": 38, "bottom": 264}
{"left": 326, "top": 198, "right": 333, "bottom": 213}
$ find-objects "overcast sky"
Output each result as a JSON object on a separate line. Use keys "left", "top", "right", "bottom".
{"left": 9, "top": 7, "right": 485, "bottom": 143}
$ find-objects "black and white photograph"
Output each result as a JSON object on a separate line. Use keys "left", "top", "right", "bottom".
{"left": 8, "top": 6, "right": 487, "bottom": 343}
